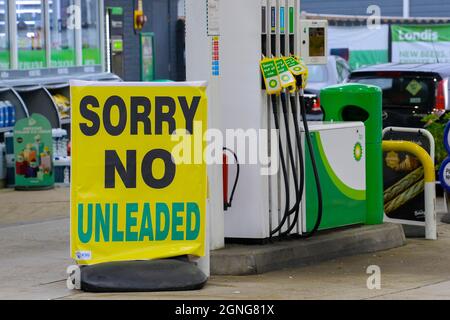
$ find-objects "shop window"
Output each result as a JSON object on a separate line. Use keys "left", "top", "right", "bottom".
{"left": 81, "top": 0, "right": 100, "bottom": 66}
{"left": 16, "top": 0, "right": 46, "bottom": 69}
{"left": 2, "top": 0, "right": 103, "bottom": 71}
{"left": 49, "top": 0, "right": 76, "bottom": 67}
{"left": 0, "top": 0, "right": 8, "bottom": 70}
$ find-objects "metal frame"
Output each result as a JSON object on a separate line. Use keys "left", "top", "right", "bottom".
{"left": 44, "top": 0, "right": 51, "bottom": 67}
{"left": 105, "top": 7, "right": 111, "bottom": 73}
{"left": 99, "top": 0, "right": 106, "bottom": 72}
{"left": 7, "top": 0, "right": 17, "bottom": 69}
{"left": 74, "top": 0, "right": 82, "bottom": 66}
{"left": 383, "top": 127, "right": 435, "bottom": 162}
{"left": 382, "top": 127, "right": 437, "bottom": 240}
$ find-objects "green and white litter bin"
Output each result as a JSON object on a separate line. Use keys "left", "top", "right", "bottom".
{"left": 320, "top": 83, "right": 384, "bottom": 225}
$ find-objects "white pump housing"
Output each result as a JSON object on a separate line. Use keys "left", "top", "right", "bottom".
{"left": 186, "top": 0, "right": 329, "bottom": 242}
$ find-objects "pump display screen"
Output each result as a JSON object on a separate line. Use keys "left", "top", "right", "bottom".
{"left": 309, "top": 27, "right": 325, "bottom": 57}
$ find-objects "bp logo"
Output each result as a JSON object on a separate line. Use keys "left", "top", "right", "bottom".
{"left": 281, "top": 74, "right": 290, "bottom": 82}
{"left": 353, "top": 142, "right": 363, "bottom": 162}
{"left": 269, "top": 79, "right": 278, "bottom": 88}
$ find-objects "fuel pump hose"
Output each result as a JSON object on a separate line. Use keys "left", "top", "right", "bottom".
{"left": 297, "top": 90, "right": 323, "bottom": 238}
{"left": 269, "top": 94, "right": 291, "bottom": 238}
{"left": 272, "top": 93, "right": 303, "bottom": 238}
{"left": 223, "top": 147, "right": 240, "bottom": 209}
{"left": 280, "top": 93, "right": 306, "bottom": 237}
{"left": 280, "top": 93, "right": 302, "bottom": 215}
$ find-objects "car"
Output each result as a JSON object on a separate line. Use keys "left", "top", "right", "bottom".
{"left": 349, "top": 63, "right": 450, "bottom": 128}
{"left": 306, "top": 55, "right": 352, "bottom": 95}
{"left": 304, "top": 55, "right": 351, "bottom": 120}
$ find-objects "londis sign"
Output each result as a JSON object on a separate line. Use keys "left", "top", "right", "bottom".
{"left": 70, "top": 81, "right": 207, "bottom": 265}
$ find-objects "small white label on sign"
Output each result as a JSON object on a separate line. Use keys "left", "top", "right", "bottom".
{"left": 207, "top": 0, "right": 220, "bottom": 36}
{"left": 75, "top": 251, "right": 92, "bottom": 261}
{"left": 28, "top": 118, "right": 37, "bottom": 126}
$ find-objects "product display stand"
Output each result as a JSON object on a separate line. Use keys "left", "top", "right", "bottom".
{"left": 0, "top": 70, "right": 121, "bottom": 189}
{"left": 45, "top": 83, "right": 71, "bottom": 138}
{"left": 0, "top": 87, "right": 29, "bottom": 139}
{"left": 14, "top": 86, "right": 61, "bottom": 129}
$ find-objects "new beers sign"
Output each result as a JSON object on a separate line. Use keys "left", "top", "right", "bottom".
{"left": 391, "top": 24, "right": 450, "bottom": 63}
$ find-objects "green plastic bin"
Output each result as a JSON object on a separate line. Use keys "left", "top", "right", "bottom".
{"left": 320, "top": 83, "right": 383, "bottom": 225}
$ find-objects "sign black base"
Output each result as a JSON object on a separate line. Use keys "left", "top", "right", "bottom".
{"left": 80, "top": 259, "right": 208, "bottom": 293}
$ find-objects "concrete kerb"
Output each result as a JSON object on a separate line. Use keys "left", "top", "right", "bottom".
{"left": 210, "top": 223, "right": 406, "bottom": 276}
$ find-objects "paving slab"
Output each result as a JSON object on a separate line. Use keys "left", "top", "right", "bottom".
{"left": 0, "top": 187, "right": 69, "bottom": 227}
{"left": 0, "top": 188, "right": 449, "bottom": 300}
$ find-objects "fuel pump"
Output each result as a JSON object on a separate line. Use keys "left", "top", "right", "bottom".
{"left": 260, "top": 53, "right": 323, "bottom": 239}
{"left": 185, "top": 0, "right": 363, "bottom": 243}
{"left": 260, "top": 0, "right": 312, "bottom": 238}
{"left": 260, "top": 1, "right": 327, "bottom": 240}
{"left": 253, "top": 0, "right": 309, "bottom": 240}
{"left": 281, "top": 1, "right": 308, "bottom": 237}
{"left": 265, "top": 0, "right": 303, "bottom": 238}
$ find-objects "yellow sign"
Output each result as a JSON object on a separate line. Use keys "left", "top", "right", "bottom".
{"left": 406, "top": 80, "right": 422, "bottom": 96}
{"left": 70, "top": 81, "right": 208, "bottom": 265}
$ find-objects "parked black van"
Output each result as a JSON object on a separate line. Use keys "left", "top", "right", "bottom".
{"left": 349, "top": 63, "right": 450, "bottom": 128}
